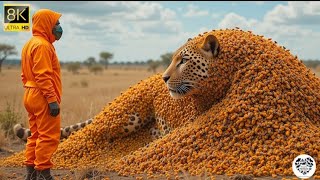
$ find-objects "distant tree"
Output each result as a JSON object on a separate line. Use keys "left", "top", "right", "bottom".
{"left": 0, "top": 44, "right": 17, "bottom": 73}
{"left": 160, "top": 52, "right": 173, "bottom": 68}
{"left": 138, "top": 61, "right": 146, "bottom": 65}
{"left": 66, "top": 62, "right": 81, "bottom": 74}
{"left": 302, "top": 59, "right": 320, "bottom": 69}
{"left": 89, "top": 64, "right": 103, "bottom": 75}
{"left": 84, "top": 57, "right": 96, "bottom": 67}
{"left": 147, "top": 59, "right": 161, "bottom": 73}
{"left": 99, "top": 51, "right": 113, "bottom": 69}
{"left": 133, "top": 60, "right": 140, "bottom": 65}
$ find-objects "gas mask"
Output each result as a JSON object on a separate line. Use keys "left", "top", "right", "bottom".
{"left": 52, "top": 24, "right": 63, "bottom": 40}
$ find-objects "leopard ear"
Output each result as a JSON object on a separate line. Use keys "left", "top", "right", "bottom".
{"left": 201, "top": 34, "right": 220, "bottom": 57}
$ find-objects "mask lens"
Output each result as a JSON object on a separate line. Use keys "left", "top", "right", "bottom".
{"left": 53, "top": 24, "right": 63, "bottom": 40}
{"left": 55, "top": 24, "right": 63, "bottom": 33}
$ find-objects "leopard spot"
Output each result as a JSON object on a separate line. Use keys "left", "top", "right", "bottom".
{"left": 16, "top": 129, "right": 24, "bottom": 139}
{"left": 72, "top": 125, "right": 78, "bottom": 129}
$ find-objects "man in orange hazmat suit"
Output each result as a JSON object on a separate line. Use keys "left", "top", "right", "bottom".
{"left": 21, "top": 9, "right": 63, "bottom": 180}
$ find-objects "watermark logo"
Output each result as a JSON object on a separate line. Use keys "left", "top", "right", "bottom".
{"left": 292, "top": 154, "right": 316, "bottom": 179}
{"left": 3, "top": 4, "right": 30, "bottom": 32}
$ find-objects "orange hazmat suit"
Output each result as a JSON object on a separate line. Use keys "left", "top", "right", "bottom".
{"left": 21, "top": 9, "right": 62, "bottom": 171}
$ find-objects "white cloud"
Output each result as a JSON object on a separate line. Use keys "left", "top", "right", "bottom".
{"left": 264, "top": 1, "right": 320, "bottom": 25}
{"left": 199, "top": 27, "right": 210, "bottom": 34}
{"left": 183, "top": 4, "right": 209, "bottom": 17}
{"left": 217, "top": 2, "right": 320, "bottom": 60}
{"left": 1, "top": 1, "right": 319, "bottom": 62}
{"left": 161, "top": 8, "right": 177, "bottom": 21}
{"left": 218, "top": 13, "right": 258, "bottom": 30}
{"left": 1, "top": 1, "right": 184, "bottom": 62}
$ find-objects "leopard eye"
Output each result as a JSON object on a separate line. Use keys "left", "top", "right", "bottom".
{"left": 181, "top": 57, "right": 188, "bottom": 64}
{"left": 177, "top": 57, "right": 188, "bottom": 67}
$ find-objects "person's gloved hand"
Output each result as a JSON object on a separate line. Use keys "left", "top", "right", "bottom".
{"left": 48, "top": 101, "right": 60, "bottom": 117}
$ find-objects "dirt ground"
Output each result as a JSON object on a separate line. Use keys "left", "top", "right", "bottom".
{"left": 0, "top": 167, "right": 300, "bottom": 180}
{"left": 0, "top": 142, "right": 301, "bottom": 180}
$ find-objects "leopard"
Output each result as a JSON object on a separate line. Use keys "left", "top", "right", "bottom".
{"left": 13, "top": 28, "right": 267, "bottom": 144}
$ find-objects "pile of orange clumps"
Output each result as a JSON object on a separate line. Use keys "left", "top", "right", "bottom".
{"left": 1, "top": 28, "right": 319, "bottom": 178}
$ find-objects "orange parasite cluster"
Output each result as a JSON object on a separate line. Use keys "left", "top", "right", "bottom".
{"left": 1, "top": 29, "right": 319, "bottom": 178}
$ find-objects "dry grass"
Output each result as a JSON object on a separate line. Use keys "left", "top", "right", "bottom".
{"left": 0, "top": 65, "right": 163, "bottom": 127}
{"left": 0, "top": 130, "right": 6, "bottom": 150}
{"left": 313, "top": 67, "right": 320, "bottom": 77}
{"left": 0, "top": 131, "right": 9, "bottom": 180}
{"left": 71, "top": 168, "right": 106, "bottom": 180}
{"left": 0, "top": 170, "right": 8, "bottom": 180}
{"left": 0, "top": 64, "right": 319, "bottom": 128}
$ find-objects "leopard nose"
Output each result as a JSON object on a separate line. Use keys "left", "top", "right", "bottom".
{"left": 162, "top": 76, "right": 170, "bottom": 83}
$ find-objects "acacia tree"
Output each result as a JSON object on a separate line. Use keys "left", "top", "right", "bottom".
{"left": 0, "top": 44, "right": 17, "bottom": 73}
{"left": 84, "top": 56, "right": 96, "bottom": 67}
{"left": 99, "top": 51, "right": 113, "bottom": 69}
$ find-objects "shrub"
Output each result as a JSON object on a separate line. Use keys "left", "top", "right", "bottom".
{"left": 0, "top": 130, "right": 6, "bottom": 149}
{"left": 89, "top": 64, "right": 103, "bottom": 75}
{"left": 70, "top": 81, "right": 79, "bottom": 88}
{"left": 0, "top": 101, "right": 21, "bottom": 138}
{"left": 66, "top": 62, "right": 81, "bottom": 74}
{"left": 80, "top": 79, "right": 89, "bottom": 88}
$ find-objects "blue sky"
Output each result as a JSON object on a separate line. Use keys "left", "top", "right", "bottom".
{"left": 1, "top": 1, "right": 319, "bottom": 62}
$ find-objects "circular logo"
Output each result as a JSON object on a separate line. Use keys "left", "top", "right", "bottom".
{"left": 292, "top": 154, "right": 316, "bottom": 179}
